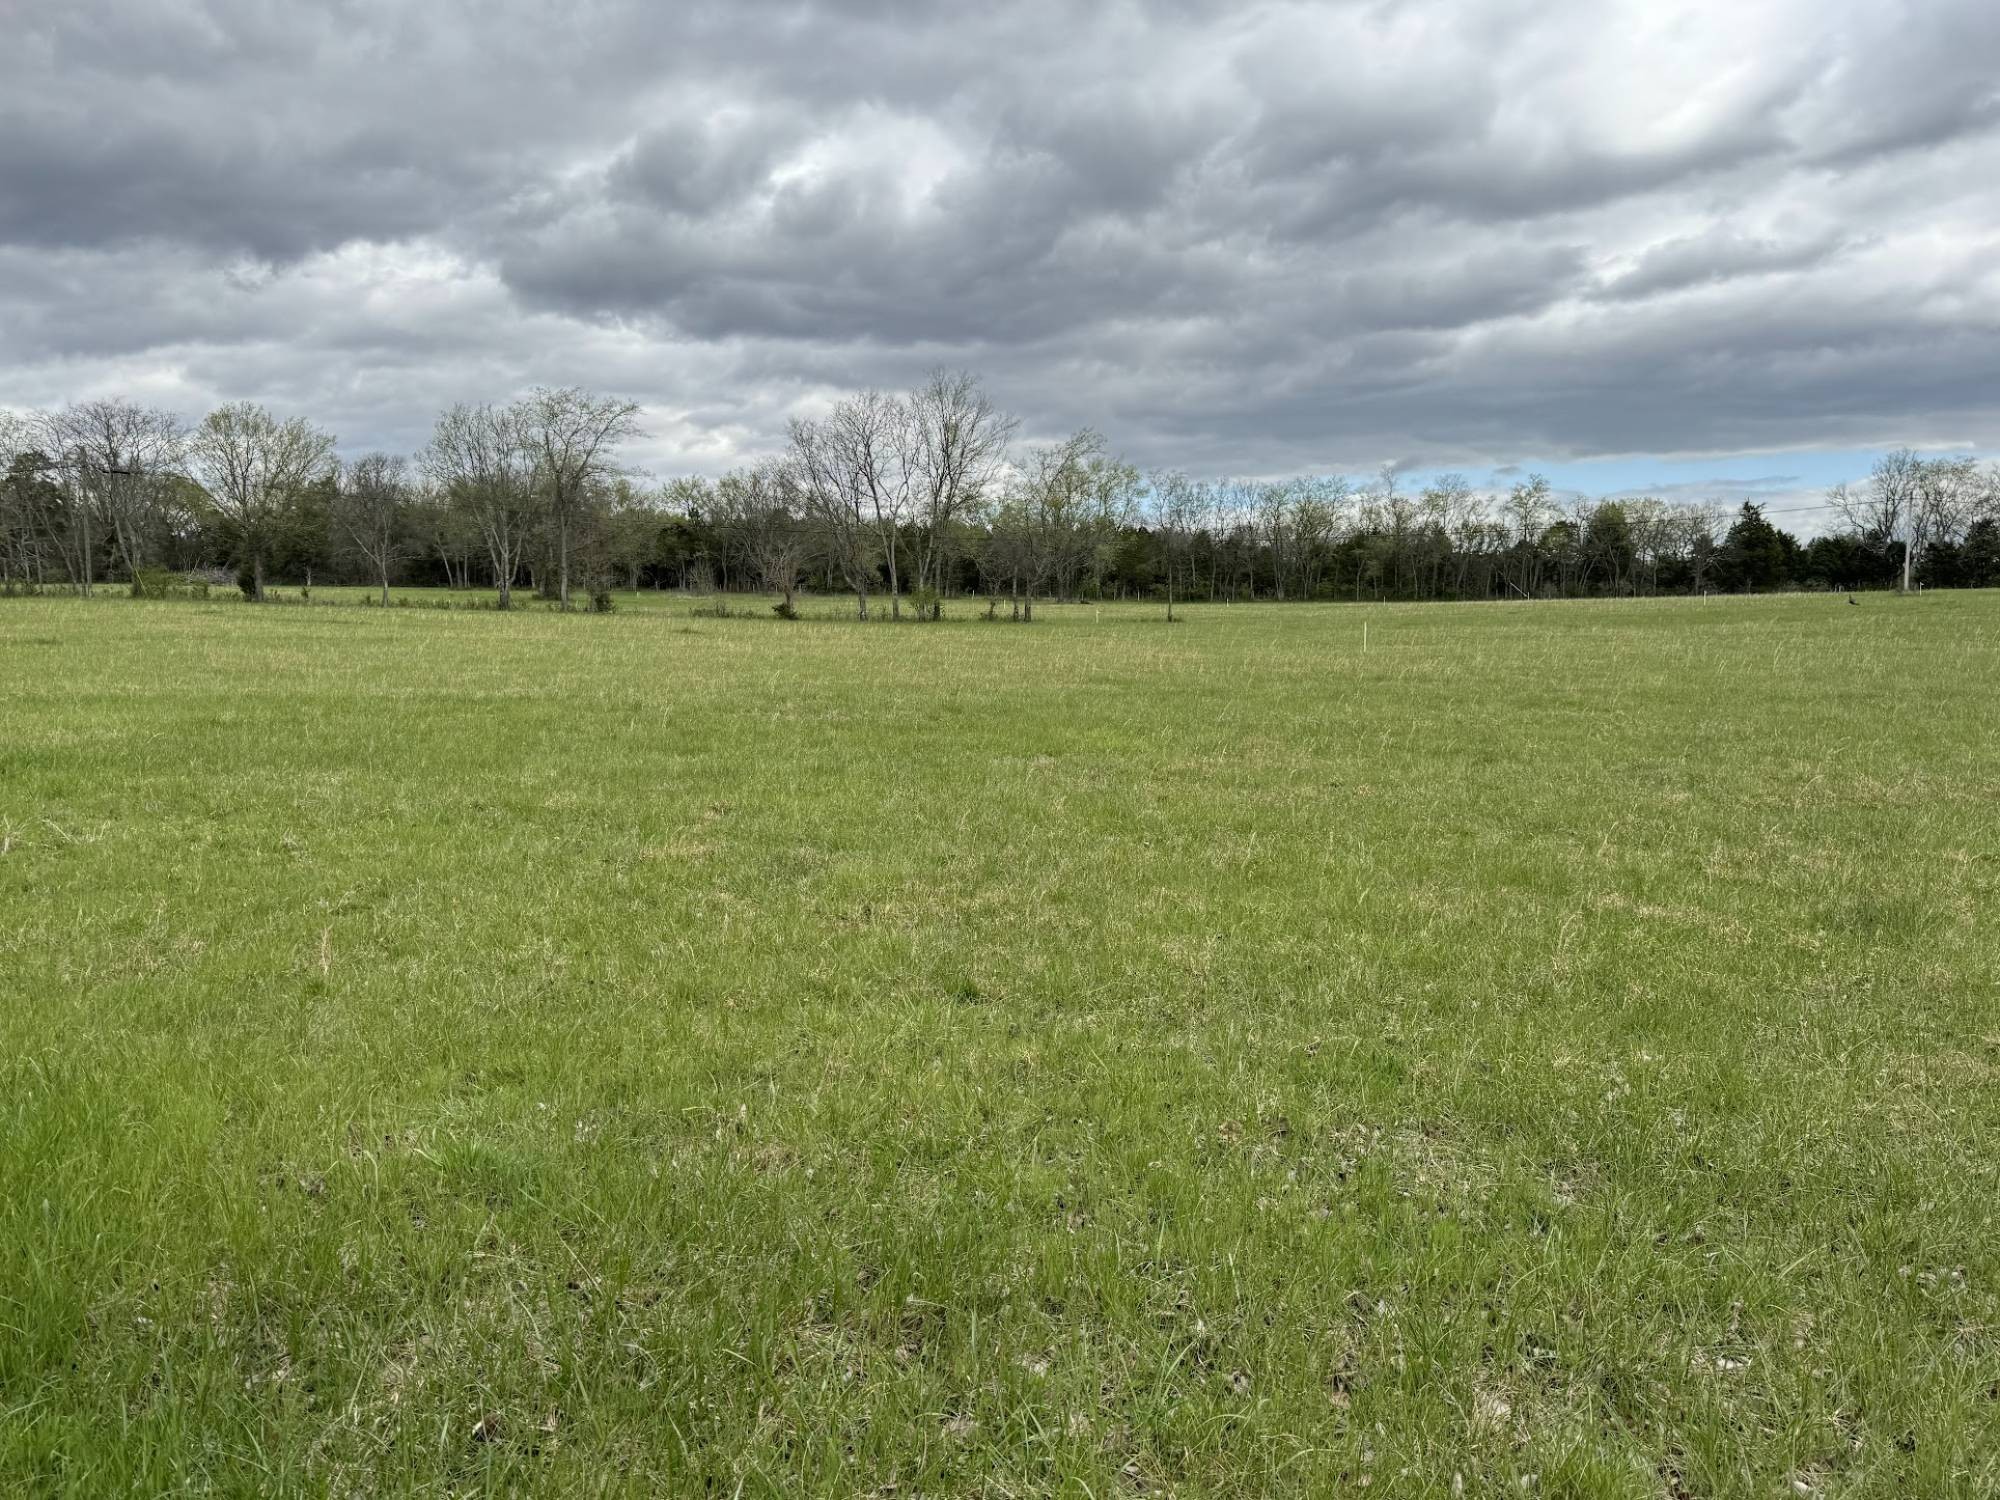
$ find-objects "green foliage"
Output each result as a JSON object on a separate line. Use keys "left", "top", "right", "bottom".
{"left": 129, "top": 567, "right": 208, "bottom": 599}
{"left": 1, "top": 591, "right": 1997, "bottom": 1493}
{"left": 1802, "top": 532, "right": 1886, "bottom": 591}
{"left": 1717, "top": 502, "right": 1792, "bottom": 590}
{"left": 1918, "top": 518, "right": 2000, "bottom": 590}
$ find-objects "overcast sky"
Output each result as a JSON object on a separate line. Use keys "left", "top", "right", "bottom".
{"left": 4, "top": 0, "right": 1996, "bottom": 517}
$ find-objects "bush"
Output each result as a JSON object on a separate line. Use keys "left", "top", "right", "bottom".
{"left": 130, "top": 568, "right": 209, "bottom": 600}
{"left": 588, "top": 588, "right": 615, "bottom": 614}
{"left": 908, "top": 586, "right": 941, "bottom": 620}
{"left": 772, "top": 598, "right": 799, "bottom": 620}
{"left": 236, "top": 566, "right": 257, "bottom": 600}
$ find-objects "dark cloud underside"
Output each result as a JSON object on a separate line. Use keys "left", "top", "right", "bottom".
{"left": 3, "top": 0, "right": 1997, "bottom": 475}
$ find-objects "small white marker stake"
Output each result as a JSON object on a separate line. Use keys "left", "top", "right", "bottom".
{"left": 1363, "top": 621, "right": 1369, "bottom": 654}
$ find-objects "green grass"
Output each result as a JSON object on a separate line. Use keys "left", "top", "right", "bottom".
{"left": 2, "top": 589, "right": 1997, "bottom": 1496}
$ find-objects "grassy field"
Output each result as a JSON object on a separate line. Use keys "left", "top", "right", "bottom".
{"left": 1, "top": 589, "right": 1996, "bottom": 1496}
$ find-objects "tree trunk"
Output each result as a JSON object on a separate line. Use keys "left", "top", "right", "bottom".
{"left": 112, "top": 516, "right": 141, "bottom": 586}
{"left": 78, "top": 502, "right": 93, "bottom": 604}
{"left": 252, "top": 551, "right": 266, "bottom": 603}
{"left": 558, "top": 507, "right": 571, "bottom": 611}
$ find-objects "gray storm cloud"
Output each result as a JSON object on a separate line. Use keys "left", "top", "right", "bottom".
{"left": 2, "top": 0, "right": 1997, "bottom": 476}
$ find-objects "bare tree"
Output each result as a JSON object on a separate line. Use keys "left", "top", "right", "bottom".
{"left": 603, "top": 480, "right": 662, "bottom": 592}
{"left": 521, "top": 387, "right": 641, "bottom": 611}
{"left": 1, "top": 415, "right": 61, "bottom": 593}
{"left": 788, "top": 413, "right": 877, "bottom": 618}
{"left": 336, "top": 453, "right": 410, "bottom": 606}
{"left": 2, "top": 413, "right": 35, "bottom": 590}
{"left": 1206, "top": 480, "right": 1256, "bottom": 601}
{"left": 1079, "top": 445, "right": 1142, "bottom": 599}
{"left": 408, "top": 478, "right": 481, "bottom": 590}
{"left": 1912, "top": 456, "right": 1986, "bottom": 587}
{"left": 1837, "top": 450, "right": 1921, "bottom": 590}
{"left": 1417, "top": 474, "right": 1476, "bottom": 599}
{"left": 186, "top": 402, "right": 336, "bottom": 601}
{"left": 906, "top": 370, "right": 1016, "bottom": 615}
{"left": 659, "top": 475, "right": 723, "bottom": 592}
{"left": 981, "top": 493, "right": 1036, "bottom": 619}
{"left": 717, "top": 463, "right": 816, "bottom": 616}
{"left": 38, "top": 400, "right": 186, "bottom": 590}
{"left": 15, "top": 421, "right": 94, "bottom": 595}
{"left": 1149, "top": 469, "right": 1208, "bottom": 622}
{"left": 1837, "top": 450, "right": 1985, "bottom": 592}
{"left": 1501, "top": 474, "right": 1558, "bottom": 597}
{"left": 824, "top": 391, "right": 913, "bottom": 617}
{"left": 1293, "top": 475, "right": 1348, "bottom": 599}
{"left": 1624, "top": 497, "right": 1672, "bottom": 594}
{"left": 1680, "top": 502, "right": 1724, "bottom": 593}
{"left": 1255, "top": 481, "right": 1296, "bottom": 599}
{"left": 423, "top": 403, "right": 540, "bottom": 610}
{"left": 1008, "top": 429, "right": 1132, "bottom": 618}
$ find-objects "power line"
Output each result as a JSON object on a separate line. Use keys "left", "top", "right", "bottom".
{"left": 1739, "top": 500, "right": 1844, "bottom": 518}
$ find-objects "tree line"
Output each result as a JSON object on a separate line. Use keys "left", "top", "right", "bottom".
{"left": 5, "top": 376, "right": 1997, "bottom": 613}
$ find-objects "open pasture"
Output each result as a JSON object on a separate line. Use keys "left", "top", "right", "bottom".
{"left": 1, "top": 591, "right": 1997, "bottom": 1495}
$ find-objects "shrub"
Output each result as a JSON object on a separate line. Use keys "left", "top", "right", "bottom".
{"left": 589, "top": 588, "right": 615, "bottom": 614}
{"left": 772, "top": 598, "right": 799, "bottom": 620}
{"left": 908, "top": 586, "right": 941, "bottom": 620}
{"left": 130, "top": 568, "right": 210, "bottom": 600}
